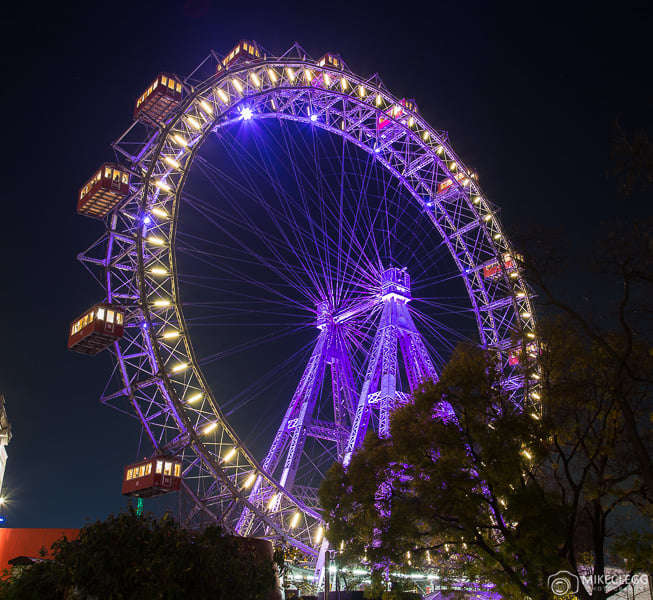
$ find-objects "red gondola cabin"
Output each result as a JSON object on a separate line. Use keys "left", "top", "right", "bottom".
{"left": 68, "top": 303, "right": 125, "bottom": 355}
{"left": 134, "top": 73, "right": 183, "bottom": 125}
{"left": 436, "top": 171, "right": 468, "bottom": 194}
{"left": 378, "top": 99, "right": 416, "bottom": 130}
{"left": 483, "top": 253, "right": 521, "bottom": 279}
{"left": 317, "top": 52, "right": 342, "bottom": 69}
{"left": 122, "top": 456, "right": 182, "bottom": 498}
{"left": 78, "top": 164, "right": 130, "bottom": 219}
{"left": 508, "top": 341, "right": 539, "bottom": 366}
{"left": 311, "top": 53, "right": 343, "bottom": 88}
{"left": 216, "top": 40, "right": 261, "bottom": 73}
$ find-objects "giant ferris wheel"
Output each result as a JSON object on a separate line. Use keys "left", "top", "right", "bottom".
{"left": 71, "top": 41, "right": 539, "bottom": 565}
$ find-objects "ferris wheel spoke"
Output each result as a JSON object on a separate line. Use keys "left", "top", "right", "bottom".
{"left": 254, "top": 120, "right": 399, "bottom": 305}
{"left": 222, "top": 338, "right": 317, "bottom": 415}
{"left": 197, "top": 324, "right": 310, "bottom": 366}
{"left": 185, "top": 171, "right": 325, "bottom": 293}
{"left": 274, "top": 121, "right": 377, "bottom": 300}
{"left": 177, "top": 226, "right": 319, "bottom": 309}
{"left": 177, "top": 255, "right": 314, "bottom": 313}
{"left": 183, "top": 183, "right": 345, "bottom": 306}
{"left": 254, "top": 123, "right": 334, "bottom": 282}
{"left": 204, "top": 129, "right": 339, "bottom": 296}
{"left": 181, "top": 193, "right": 373, "bottom": 317}
{"left": 191, "top": 154, "right": 333, "bottom": 259}
{"left": 408, "top": 307, "right": 475, "bottom": 361}
{"left": 182, "top": 201, "right": 318, "bottom": 296}
{"left": 222, "top": 350, "right": 320, "bottom": 448}
{"left": 177, "top": 232, "right": 325, "bottom": 295}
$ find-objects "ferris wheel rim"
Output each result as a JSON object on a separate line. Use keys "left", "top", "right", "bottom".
{"left": 95, "top": 44, "right": 539, "bottom": 555}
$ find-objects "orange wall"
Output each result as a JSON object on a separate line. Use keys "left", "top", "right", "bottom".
{"left": 0, "top": 528, "right": 80, "bottom": 571}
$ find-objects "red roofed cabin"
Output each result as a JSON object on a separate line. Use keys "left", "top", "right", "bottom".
{"left": 78, "top": 163, "right": 130, "bottom": 219}
{"left": 311, "top": 53, "right": 344, "bottom": 88}
{"left": 317, "top": 52, "right": 342, "bottom": 69}
{"left": 68, "top": 304, "right": 125, "bottom": 355}
{"left": 134, "top": 73, "right": 183, "bottom": 125}
{"left": 217, "top": 40, "right": 262, "bottom": 72}
{"left": 122, "top": 456, "right": 182, "bottom": 498}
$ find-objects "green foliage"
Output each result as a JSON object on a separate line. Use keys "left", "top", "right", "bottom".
{"left": 0, "top": 561, "right": 65, "bottom": 600}
{"left": 1, "top": 507, "right": 278, "bottom": 600}
{"left": 611, "top": 530, "right": 653, "bottom": 572}
{"left": 320, "top": 326, "right": 652, "bottom": 600}
{"left": 363, "top": 569, "right": 417, "bottom": 600}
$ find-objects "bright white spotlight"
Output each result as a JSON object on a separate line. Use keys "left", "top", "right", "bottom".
{"left": 241, "top": 107, "right": 253, "bottom": 120}
{"left": 310, "top": 114, "right": 318, "bottom": 122}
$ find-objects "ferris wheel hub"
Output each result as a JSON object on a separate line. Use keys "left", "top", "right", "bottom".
{"left": 316, "top": 301, "right": 333, "bottom": 331}
{"left": 380, "top": 266, "right": 411, "bottom": 302}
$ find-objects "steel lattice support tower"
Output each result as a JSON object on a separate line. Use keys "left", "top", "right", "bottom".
{"left": 237, "top": 302, "right": 357, "bottom": 536}
{"left": 345, "top": 268, "right": 437, "bottom": 460}
{"left": 237, "top": 268, "right": 437, "bottom": 542}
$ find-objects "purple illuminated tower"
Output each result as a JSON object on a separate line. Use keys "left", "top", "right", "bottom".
{"left": 236, "top": 267, "right": 437, "bottom": 540}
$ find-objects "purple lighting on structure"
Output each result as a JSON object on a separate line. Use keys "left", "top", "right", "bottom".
{"left": 76, "top": 41, "right": 529, "bottom": 573}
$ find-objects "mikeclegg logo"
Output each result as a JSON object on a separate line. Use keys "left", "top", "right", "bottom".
{"left": 548, "top": 571, "right": 647, "bottom": 596}
{"left": 548, "top": 571, "right": 579, "bottom": 596}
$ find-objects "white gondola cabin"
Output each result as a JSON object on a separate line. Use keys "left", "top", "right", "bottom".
{"left": 216, "top": 40, "right": 261, "bottom": 73}
{"left": 78, "top": 163, "right": 130, "bottom": 218}
{"left": 122, "top": 456, "right": 182, "bottom": 498}
{"left": 68, "top": 303, "right": 125, "bottom": 355}
{"left": 134, "top": 73, "right": 183, "bottom": 125}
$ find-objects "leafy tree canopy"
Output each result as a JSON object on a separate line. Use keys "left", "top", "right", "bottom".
{"left": 0, "top": 507, "right": 279, "bottom": 600}
{"left": 320, "top": 320, "right": 652, "bottom": 600}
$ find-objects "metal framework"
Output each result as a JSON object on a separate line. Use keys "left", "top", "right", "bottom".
{"left": 78, "top": 42, "right": 539, "bottom": 567}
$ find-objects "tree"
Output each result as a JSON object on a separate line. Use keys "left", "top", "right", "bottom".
{"left": 0, "top": 507, "right": 279, "bottom": 600}
{"left": 520, "top": 123, "right": 653, "bottom": 497}
{"left": 319, "top": 326, "right": 652, "bottom": 600}
{"left": 610, "top": 121, "right": 652, "bottom": 198}
{"left": 521, "top": 220, "right": 653, "bottom": 499}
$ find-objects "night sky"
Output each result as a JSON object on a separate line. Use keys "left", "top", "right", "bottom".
{"left": 1, "top": 0, "right": 651, "bottom": 528}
